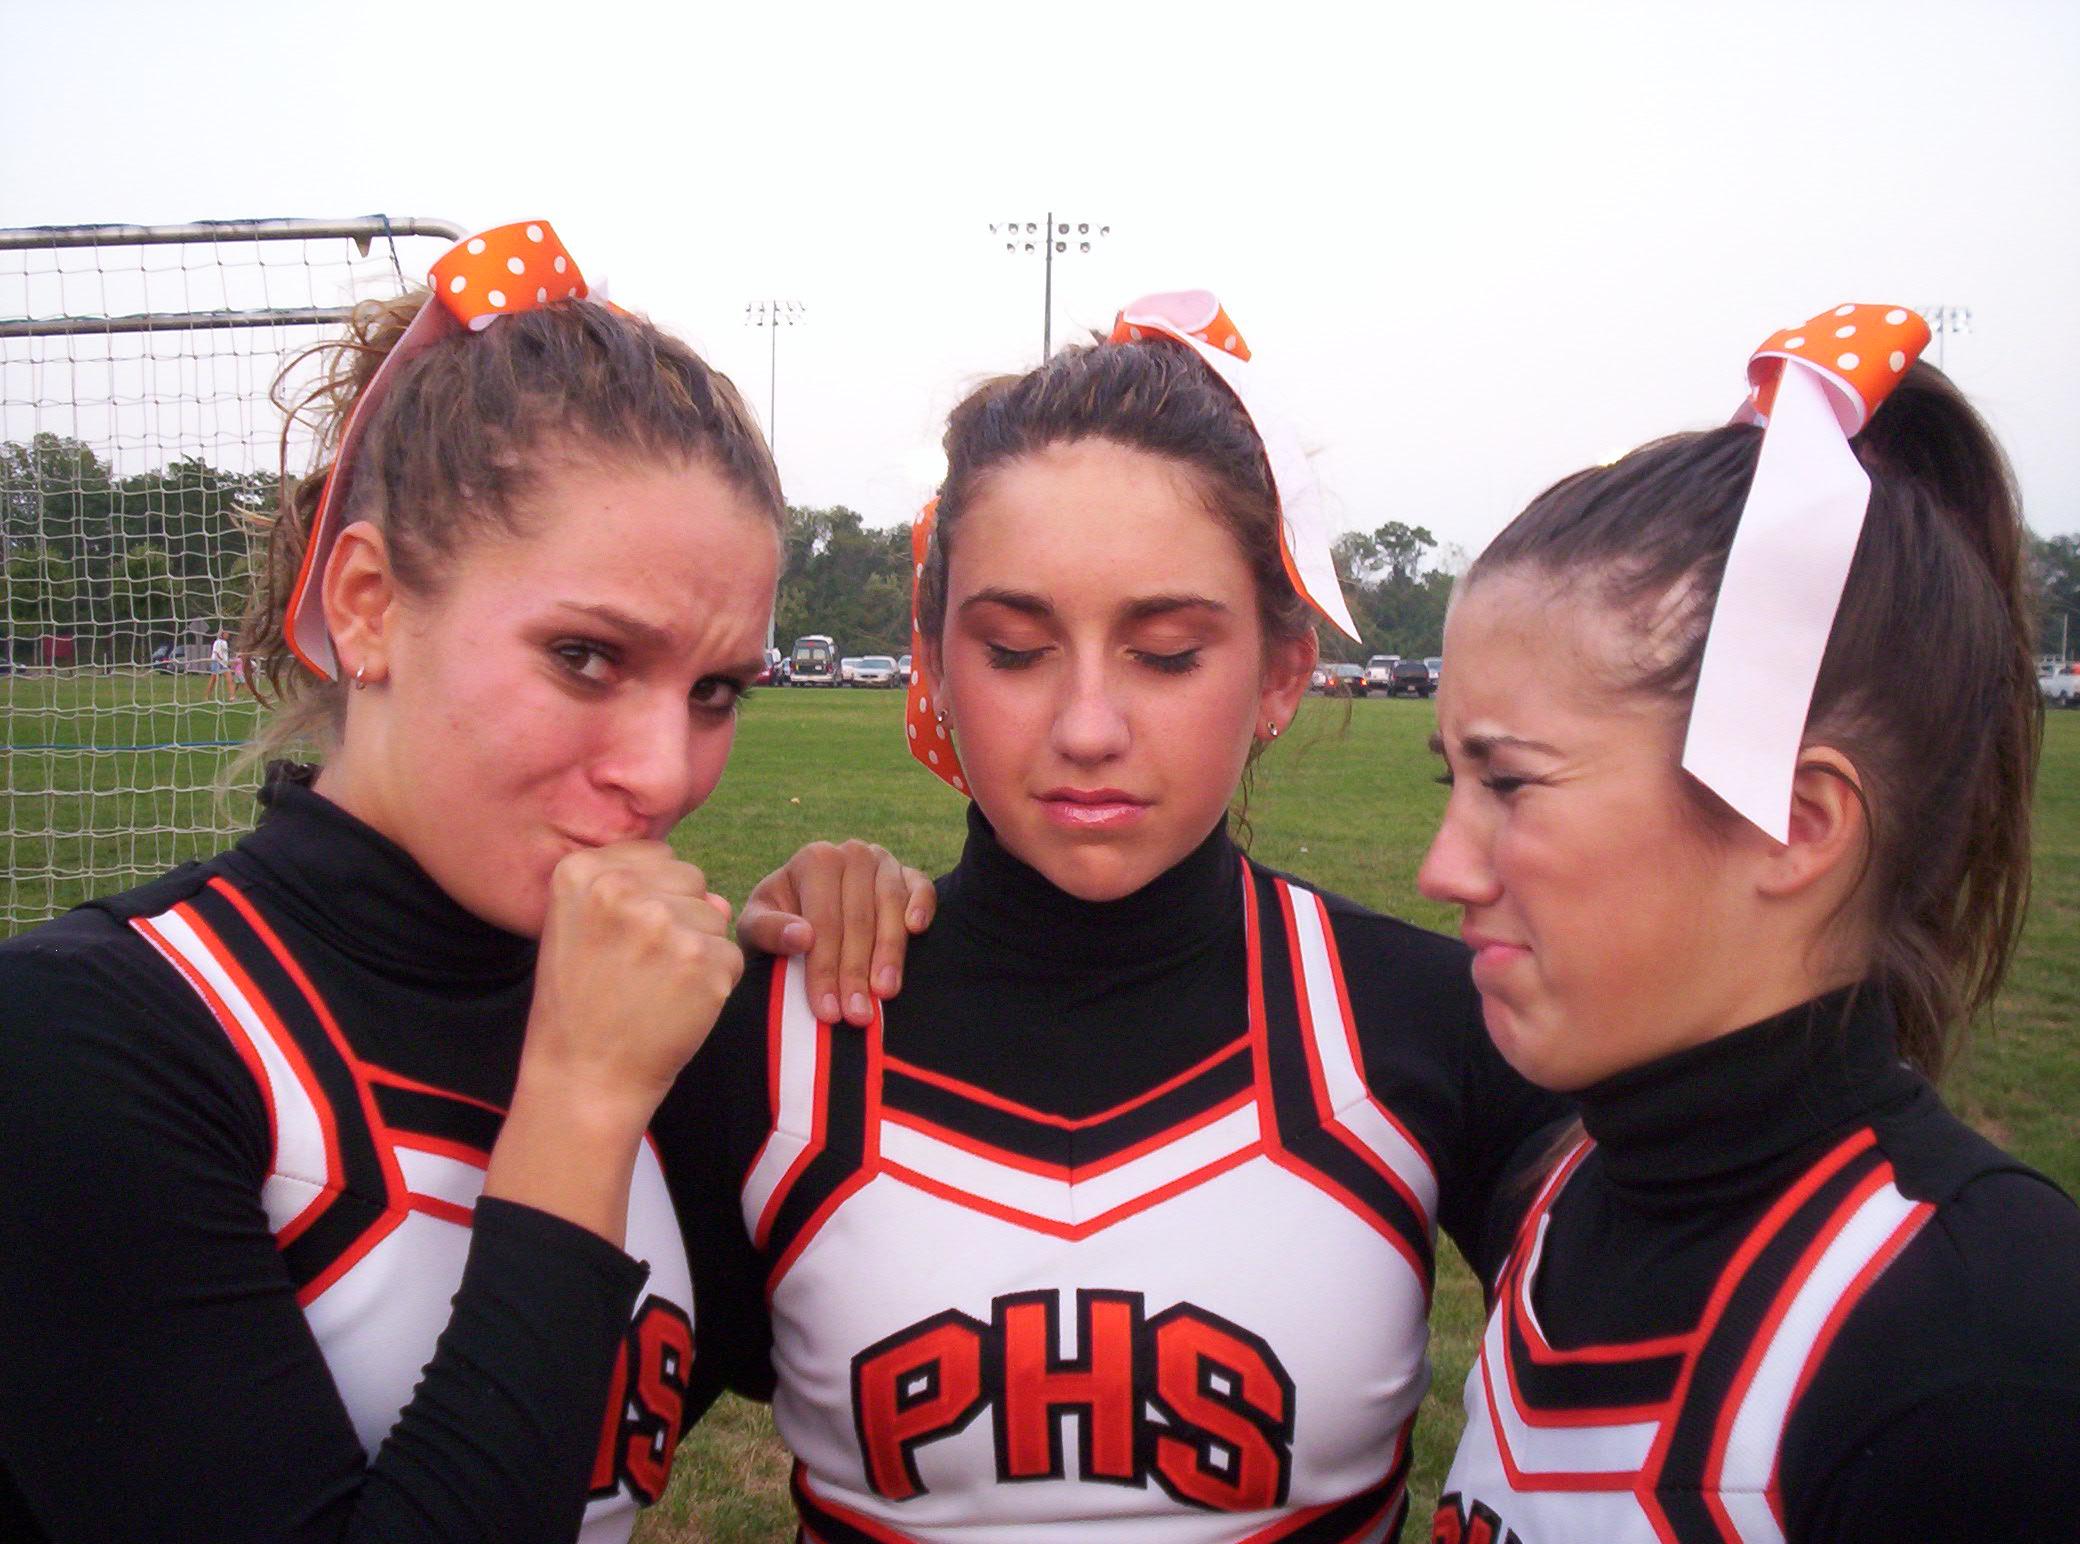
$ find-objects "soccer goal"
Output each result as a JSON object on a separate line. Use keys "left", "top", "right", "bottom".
{"left": 0, "top": 217, "right": 462, "bottom": 933}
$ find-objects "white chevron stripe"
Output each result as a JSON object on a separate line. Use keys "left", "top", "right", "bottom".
{"left": 1282, "top": 883, "right": 1439, "bottom": 1228}
{"left": 1715, "top": 1180, "right": 1927, "bottom": 1542}
{"left": 742, "top": 957, "right": 826, "bottom": 1236}
{"left": 136, "top": 907, "right": 333, "bottom": 1235}
{"left": 881, "top": 1102, "right": 1261, "bottom": 1228}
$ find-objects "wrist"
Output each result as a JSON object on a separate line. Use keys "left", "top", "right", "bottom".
{"left": 508, "top": 1052, "right": 668, "bottom": 1140}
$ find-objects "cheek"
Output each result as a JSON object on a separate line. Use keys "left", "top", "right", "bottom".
{"left": 683, "top": 719, "right": 739, "bottom": 809}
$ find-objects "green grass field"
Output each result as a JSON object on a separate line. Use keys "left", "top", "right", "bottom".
{"left": 5, "top": 678, "right": 2075, "bottom": 1540}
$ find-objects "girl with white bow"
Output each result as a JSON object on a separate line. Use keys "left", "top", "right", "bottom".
{"left": 1422, "top": 308, "right": 2080, "bottom": 1540}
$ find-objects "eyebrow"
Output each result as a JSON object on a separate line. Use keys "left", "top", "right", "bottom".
{"left": 1428, "top": 730, "right": 1564, "bottom": 759}
{"left": 555, "top": 603, "right": 763, "bottom": 681}
{"left": 959, "top": 587, "right": 1052, "bottom": 619}
{"left": 957, "top": 588, "right": 1231, "bottom": 623}
{"left": 556, "top": 602, "right": 676, "bottom": 652}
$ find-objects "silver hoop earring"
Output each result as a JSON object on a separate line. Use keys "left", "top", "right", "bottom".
{"left": 352, "top": 664, "right": 367, "bottom": 691}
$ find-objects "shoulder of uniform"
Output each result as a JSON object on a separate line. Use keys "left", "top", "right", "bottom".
{"left": 1875, "top": 1088, "right": 2070, "bottom": 1209}
{"left": 1256, "top": 866, "right": 1472, "bottom": 971}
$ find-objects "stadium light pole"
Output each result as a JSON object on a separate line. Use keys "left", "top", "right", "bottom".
{"left": 744, "top": 299, "right": 807, "bottom": 456}
{"left": 745, "top": 299, "right": 805, "bottom": 659}
{"left": 1922, "top": 303, "right": 1971, "bottom": 372}
{"left": 989, "top": 215, "right": 1110, "bottom": 359}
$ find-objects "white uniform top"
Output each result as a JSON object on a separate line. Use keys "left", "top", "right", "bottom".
{"left": 134, "top": 877, "right": 696, "bottom": 1544}
{"left": 1439, "top": 1138, "right": 1932, "bottom": 1544}
{"left": 745, "top": 870, "right": 1440, "bottom": 1543}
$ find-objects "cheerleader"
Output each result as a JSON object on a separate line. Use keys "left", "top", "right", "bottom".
{"left": 0, "top": 220, "right": 922, "bottom": 1544}
{"left": 663, "top": 293, "right": 1571, "bottom": 1541}
{"left": 1421, "top": 307, "right": 2080, "bottom": 1541}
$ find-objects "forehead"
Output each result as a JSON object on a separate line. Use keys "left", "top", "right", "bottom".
{"left": 1442, "top": 570, "right": 1672, "bottom": 737}
{"left": 954, "top": 439, "right": 1250, "bottom": 602}
{"left": 457, "top": 456, "right": 778, "bottom": 613}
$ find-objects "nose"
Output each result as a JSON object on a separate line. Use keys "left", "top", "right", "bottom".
{"left": 594, "top": 690, "right": 713, "bottom": 825}
{"left": 1417, "top": 793, "right": 1502, "bottom": 911}
{"left": 1048, "top": 656, "right": 1131, "bottom": 766}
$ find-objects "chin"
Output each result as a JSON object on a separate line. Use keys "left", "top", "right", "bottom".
{"left": 1478, "top": 994, "right": 1574, "bottom": 1093}
{"left": 1029, "top": 841, "right": 1159, "bottom": 904}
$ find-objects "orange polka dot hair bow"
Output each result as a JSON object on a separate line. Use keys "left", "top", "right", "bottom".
{"left": 283, "top": 220, "right": 589, "bottom": 681}
{"left": 1680, "top": 303, "right": 1932, "bottom": 841}
{"left": 904, "top": 498, "right": 968, "bottom": 794}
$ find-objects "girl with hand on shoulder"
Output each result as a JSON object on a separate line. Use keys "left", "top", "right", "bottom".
{"left": 664, "top": 294, "right": 1570, "bottom": 1542}
{"left": 1423, "top": 308, "right": 2080, "bottom": 1542}
{"left": 0, "top": 221, "right": 920, "bottom": 1544}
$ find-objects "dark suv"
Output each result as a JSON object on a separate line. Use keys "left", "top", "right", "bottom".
{"left": 1385, "top": 659, "right": 1434, "bottom": 698}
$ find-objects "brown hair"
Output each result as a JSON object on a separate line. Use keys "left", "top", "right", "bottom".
{"left": 241, "top": 291, "right": 782, "bottom": 759}
{"left": 918, "top": 338, "right": 1323, "bottom": 840}
{"left": 918, "top": 338, "right": 1315, "bottom": 654}
{"left": 1468, "top": 361, "right": 2039, "bottom": 1077}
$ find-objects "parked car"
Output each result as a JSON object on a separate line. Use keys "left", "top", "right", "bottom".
{"left": 791, "top": 634, "right": 837, "bottom": 686}
{"left": 1364, "top": 655, "right": 1400, "bottom": 691}
{"left": 2041, "top": 671, "right": 2080, "bottom": 709}
{"left": 1424, "top": 656, "right": 1443, "bottom": 687}
{"left": 1386, "top": 659, "right": 1434, "bottom": 698}
{"left": 838, "top": 656, "right": 862, "bottom": 685}
{"left": 755, "top": 647, "right": 782, "bottom": 685}
{"left": 851, "top": 654, "right": 899, "bottom": 688}
{"left": 897, "top": 653, "right": 913, "bottom": 684}
{"left": 1319, "top": 662, "right": 1368, "bottom": 697}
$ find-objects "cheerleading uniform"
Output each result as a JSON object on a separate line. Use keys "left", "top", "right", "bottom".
{"left": 1435, "top": 987, "right": 2080, "bottom": 1544}
{"left": 0, "top": 769, "right": 696, "bottom": 1544}
{"left": 664, "top": 805, "right": 1570, "bottom": 1544}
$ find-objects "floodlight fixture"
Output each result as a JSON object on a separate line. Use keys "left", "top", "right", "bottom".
{"left": 988, "top": 210, "right": 1113, "bottom": 358}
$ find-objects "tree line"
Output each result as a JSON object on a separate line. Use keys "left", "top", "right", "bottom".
{"left": 6, "top": 433, "right": 2076, "bottom": 668}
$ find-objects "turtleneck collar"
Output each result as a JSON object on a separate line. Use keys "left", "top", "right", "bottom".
{"left": 1577, "top": 985, "right": 1924, "bottom": 1203}
{"left": 226, "top": 762, "right": 538, "bottom": 989}
{"left": 937, "top": 802, "right": 1243, "bottom": 971}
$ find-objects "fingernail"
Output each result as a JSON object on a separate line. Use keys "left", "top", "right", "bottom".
{"left": 874, "top": 966, "right": 899, "bottom": 996}
{"left": 847, "top": 993, "right": 872, "bottom": 1022}
{"left": 818, "top": 993, "right": 841, "bottom": 1022}
{"left": 783, "top": 921, "right": 812, "bottom": 951}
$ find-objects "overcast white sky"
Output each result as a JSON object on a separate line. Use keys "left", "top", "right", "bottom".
{"left": 6, "top": 0, "right": 2076, "bottom": 548}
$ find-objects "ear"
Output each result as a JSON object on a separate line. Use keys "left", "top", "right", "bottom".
{"left": 920, "top": 630, "right": 948, "bottom": 713}
{"left": 1755, "top": 747, "right": 1868, "bottom": 900}
{"left": 321, "top": 521, "right": 399, "bottom": 685}
{"left": 1256, "top": 629, "right": 1319, "bottom": 735}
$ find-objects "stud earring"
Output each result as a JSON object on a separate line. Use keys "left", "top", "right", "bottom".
{"left": 352, "top": 664, "right": 368, "bottom": 691}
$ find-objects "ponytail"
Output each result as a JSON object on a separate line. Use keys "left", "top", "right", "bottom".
{"left": 1468, "top": 360, "right": 2039, "bottom": 1077}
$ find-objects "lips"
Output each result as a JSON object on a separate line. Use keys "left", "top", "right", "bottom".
{"left": 1036, "top": 787, "right": 1151, "bottom": 831}
{"left": 1462, "top": 926, "right": 1531, "bottom": 977}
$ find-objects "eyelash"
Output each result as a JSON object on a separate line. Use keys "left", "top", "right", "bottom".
{"left": 552, "top": 641, "right": 748, "bottom": 717}
{"left": 982, "top": 643, "right": 1203, "bottom": 675}
{"left": 1433, "top": 770, "right": 1531, "bottom": 796}
{"left": 985, "top": 643, "right": 1046, "bottom": 670}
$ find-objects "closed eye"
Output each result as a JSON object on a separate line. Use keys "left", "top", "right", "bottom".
{"left": 1133, "top": 648, "right": 1201, "bottom": 676}
{"left": 985, "top": 642, "right": 1049, "bottom": 670}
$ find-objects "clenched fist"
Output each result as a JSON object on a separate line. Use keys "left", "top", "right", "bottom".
{"left": 486, "top": 841, "right": 743, "bottom": 1246}
{"left": 525, "top": 841, "right": 743, "bottom": 1118}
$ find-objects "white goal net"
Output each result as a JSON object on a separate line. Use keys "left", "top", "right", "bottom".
{"left": 1, "top": 218, "right": 461, "bottom": 933}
